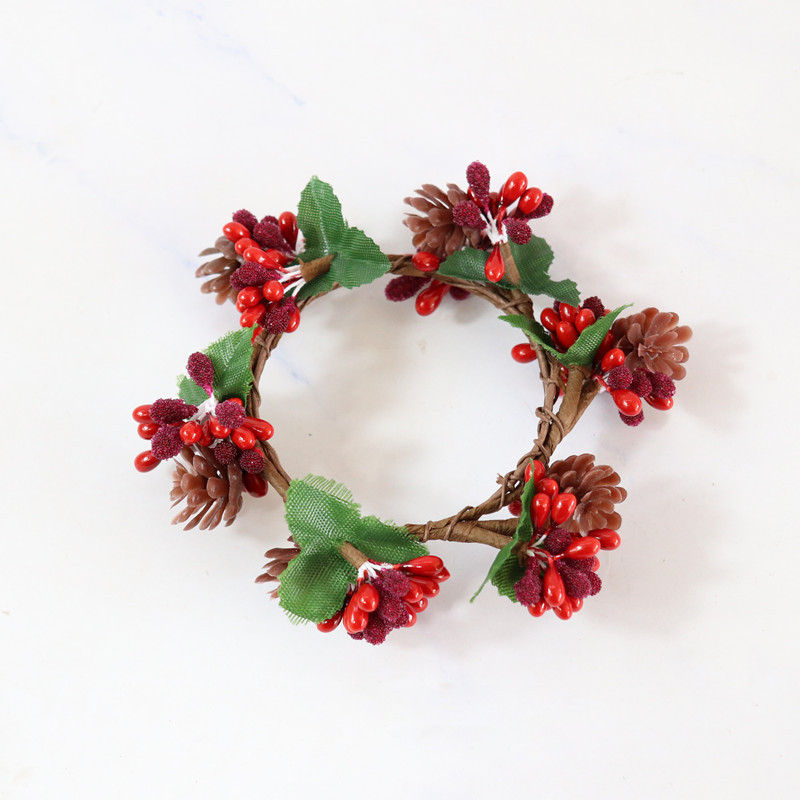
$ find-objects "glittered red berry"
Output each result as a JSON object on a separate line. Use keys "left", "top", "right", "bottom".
{"left": 262, "top": 281, "right": 285, "bottom": 302}
{"left": 240, "top": 304, "right": 266, "bottom": 328}
{"left": 601, "top": 348, "right": 625, "bottom": 372}
{"left": 612, "top": 389, "right": 642, "bottom": 417}
{"left": 415, "top": 281, "right": 448, "bottom": 315}
{"left": 243, "top": 417, "right": 274, "bottom": 441}
{"left": 223, "top": 221, "right": 249, "bottom": 242}
{"left": 412, "top": 251, "right": 441, "bottom": 272}
{"left": 343, "top": 596, "right": 369, "bottom": 634}
{"left": 317, "top": 610, "right": 342, "bottom": 632}
{"left": 137, "top": 422, "right": 159, "bottom": 440}
{"left": 242, "top": 472, "right": 268, "bottom": 497}
{"left": 132, "top": 405, "right": 153, "bottom": 423}
{"left": 551, "top": 492, "right": 577, "bottom": 525}
{"left": 179, "top": 421, "right": 203, "bottom": 444}
{"left": 208, "top": 417, "right": 231, "bottom": 439}
{"left": 543, "top": 562, "right": 566, "bottom": 607}
{"left": 355, "top": 583, "right": 380, "bottom": 613}
{"left": 235, "top": 237, "right": 256, "bottom": 256}
{"left": 511, "top": 343, "right": 537, "bottom": 363}
{"left": 237, "top": 287, "right": 263, "bottom": 309}
{"left": 278, "top": 211, "right": 298, "bottom": 248}
{"left": 484, "top": 243, "right": 505, "bottom": 282}
{"left": 134, "top": 451, "right": 159, "bottom": 472}
{"left": 499, "top": 171, "right": 528, "bottom": 205}
{"left": 564, "top": 536, "right": 601, "bottom": 558}
{"left": 402, "top": 556, "right": 444, "bottom": 577}
{"left": 555, "top": 321, "right": 578, "bottom": 349}
{"left": 518, "top": 187, "right": 543, "bottom": 215}
{"left": 592, "top": 528, "right": 621, "bottom": 550}
{"left": 645, "top": 395, "right": 674, "bottom": 411}
{"left": 532, "top": 493, "right": 551, "bottom": 529}
{"left": 540, "top": 307, "right": 559, "bottom": 332}
{"left": 232, "top": 426, "right": 256, "bottom": 450}
{"left": 575, "top": 308, "right": 596, "bottom": 333}
{"left": 559, "top": 303, "right": 578, "bottom": 323}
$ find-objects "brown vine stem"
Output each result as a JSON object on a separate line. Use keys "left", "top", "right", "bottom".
{"left": 246, "top": 253, "right": 603, "bottom": 548}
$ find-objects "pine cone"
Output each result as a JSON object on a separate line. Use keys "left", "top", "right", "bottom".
{"left": 611, "top": 307, "right": 692, "bottom": 381}
{"left": 546, "top": 454, "right": 627, "bottom": 533}
{"left": 404, "top": 183, "right": 488, "bottom": 259}
{"left": 255, "top": 538, "right": 301, "bottom": 598}
{"left": 170, "top": 446, "right": 244, "bottom": 530}
{"left": 195, "top": 236, "right": 239, "bottom": 305}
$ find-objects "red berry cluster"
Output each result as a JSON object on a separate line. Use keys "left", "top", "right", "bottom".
{"left": 384, "top": 272, "right": 471, "bottom": 316}
{"left": 595, "top": 348, "right": 677, "bottom": 426}
{"left": 132, "top": 399, "right": 198, "bottom": 473}
{"left": 454, "top": 161, "right": 553, "bottom": 283}
{"left": 221, "top": 211, "right": 302, "bottom": 339}
{"left": 512, "top": 460, "right": 620, "bottom": 620}
{"left": 539, "top": 297, "right": 609, "bottom": 352}
{"left": 317, "top": 556, "right": 450, "bottom": 645}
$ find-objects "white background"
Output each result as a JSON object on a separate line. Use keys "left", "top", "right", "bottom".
{"left": 1, "top": 1, "right": 798, "bottom": 797}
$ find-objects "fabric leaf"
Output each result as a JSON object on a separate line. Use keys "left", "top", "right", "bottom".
{"left": 177, "top": 375, "right": 210, "bottom": 405}
{"left": 349, "top": 516, "right": 428, "bottom": 563}
{"left": 278, "top": 550, "right": 356, "bottom": 624}
{"left": 558, "top": 304, "right": 631, "bottom": 366}
{"left": 295, "top": 177, "right": 391, "bottom": 300}
{"left": 499, "top": 314, "right": 563, "bottom": 359}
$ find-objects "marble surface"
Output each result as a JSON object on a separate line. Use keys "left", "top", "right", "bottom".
{"left": 1, "top": 1, "right": 798, "bottom": 797}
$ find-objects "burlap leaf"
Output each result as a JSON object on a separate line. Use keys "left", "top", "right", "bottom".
{"left": 498, "top": 314, "right": 563, "bottom": 359}
{"left": 177, "top": 375, "right": 209, "bottom": 405}
{"left": 349, "top": 515, "right": 428, "bottom": 563}
{"left": 472, "top": 464, "right": 537, "bottom": 602}
{"left": 296, "top": 177, "right": 390, "bottom": 300}
{"left": 278, "top": 549, "right": 355, "bottom": 624}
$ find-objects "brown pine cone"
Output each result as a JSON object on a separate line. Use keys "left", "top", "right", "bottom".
{"left": 255, "top": 538, "right": 301, "bottom": 599}
{"left": 404, "top": 183, "right": 488, "bottom": 259}
{"left": 196, "top": 236, "right": 239, "bottom": 305}
{"left": 611, "top": 307, "right": 692, "bottom": 381}
{"left": 546, "top": 454, "right": 627, "bottom": 534}
{"left": 170, "top": 446, "right": 244, "bottom": 530}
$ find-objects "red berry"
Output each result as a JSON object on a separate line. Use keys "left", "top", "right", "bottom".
{"left": 508, "top": 498, "right": 523, "bottom": 516}
{"left": 285, "top": 309, "right": 301, "bottom": 332}
{"left": 575, "top": 308, "right": 596, "bottom": 332}
{"left": 235, "top": 237, "right": 255, "bottom": 256}
{"left": 511, "top": 343, "right": 537, "bottom": 363}
{"left": 408, "top": 595, "right": 428, "bottom": 612}
{"left": 242, "top": 246, "right": 280, "bottom": 267}
{"left": 532, "top": 493, "right": 551, "bottom": 528}
{"left": 355, "top": 582, "right": 380, "bottom": 613}
{"left": 243, "top": 417, "right": 274, "bottom": 441}
{"left": 536, "top": 478, "right": 559, "bottom": 501}
{"left": 198, "top": 422, "right": 213, "bottom": 447}
{"left": 223, "top": 221, "right": 249, "bottom": 242}
{"left": 403, "top": 582, "right": 424, "bottom": 604}
{"left": 601, "top": 348, "right": 625, "bottom": 372}
{"left": 612, "top": 389, "right": 642, "bottom": 417}
{"left": 262, "top": 281, "right": 285, "bottom": 302}
{"left": 499, "top": 171, "right": 528, "bottom": 205}
{"left": 518, "top": 187, "right": 543, "bottom": 215}
{"left": 555, "top": 321, "right": 578, "bottom": 349}
{"left": 569, "top": 596, "right": 584, "bottom": 611}
{"left": 240, "top": 304, "right": 267, "bottom": 328}
{"left": 232, "top": 426, "right": 256, "bottom": 450}
{"left": 343, "top": 595, "right": 369, "bottom": 634}
{"left": 484, "top": 243, "right": 505, "bottom": 282}
{"left": 412, "top": 252, "right": 441, "bottom": 272}
{"left": 251, "top": 326, "right": 264, "bottom": 343}
{"left": 543, "top": 562, "right": 566, "bottom": 607}
{"left": 553, "top": 601, "right": 573, "bottom": 620}
{"left": 237, "top": 287, "right": 263, "bottom": 308}
{"left": 596, "top": 331, "right": 614, "bottom": 361}
{"left": 278, "top": 211, "right": 298, "bottom": 248}
{"left": 228, "top": 397, "right": 244, "bottom": 406}
{"left": 317, "top": 610, "right": 342, "bottom": 632}
{"left": 401, "top": 556, "right": 444, "bottom": 577}
{"left": 134, "top": 451, "right": 159, "bottom": 472}
{"left": 435, "top": 566, "right": 450, "bottom": 582}
{"left": 645, "top": 395, "right": 674, "bottom": 411}
{"left": 524, "top": 459, "right": 545, "bottom": 484}
{"left": 409, "top": 576, "right": 439, "bottom": 597}
{"left": 559, "top": 303, "right": 578, "bottom": 323}
{"left": 132, "top": 404, "right": 153, "bottom": 423}
{"left": 551, "top": 492, "right": 577, "bottom": 525}
{"left": 564, "top": 536, "right": 601, "bottom": 558}
{"left": 179, "top": 421, "right": 203, "bottom": 444}
{"left": 265, "top": 248, "right": 292, "bottom": 266}
{"left": 592, "top": 528, "right": 621, "bottom": 550}
{"left": 528, "top": 600, "right": 548, "bottom": 617}
{"left": 405, "top": 605, "right": 417, "bottom": 627}
{"left": 137, "top": 422, "right": 159, "bottom": 440}
{"left": 242, "top": 473, "right": 268, "bottom": 497}
{"left": 540, "top": 307, "right": 559, "bottom": 332}
{"left": 208, "top": 417, "right": 231, "bottom": 439}
{"left": 415, "top": 281, "right": 448, "bottom": 315}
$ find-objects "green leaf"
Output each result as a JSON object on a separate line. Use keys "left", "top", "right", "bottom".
{"left": 278, "top": 475, "right": 429, "bottom": 623}
{"left": 295, "top": 177, "right": 391, "bottom": 300}
{"left": 436, "top": 247, "right": 490, "bottom": 282}
{"left": 499, "top": 314, "right": 564, "bottom": 360}
{"left": 177, "top": 375, "right": 209, "bottom": 405}
{"left": 472, "top": 463, "right": 539, "bottom": 603}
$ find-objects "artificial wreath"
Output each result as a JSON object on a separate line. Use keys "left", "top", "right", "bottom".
{"left": 131, "top": 161, "right": 692, "bottom": 644}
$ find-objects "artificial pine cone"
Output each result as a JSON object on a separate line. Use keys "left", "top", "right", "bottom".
{"left": 196, "top": 236, "right": 239, "bottom": 305}
{"left": 404, "top": 183, "right": 489, "bottom": 259}
{"left": 545, "top": 454, "right": 627, "bottom": 533}
{"left": 611, "top": 307, "right": 692, "bottom": 381}
{"left": 170, "top": 446, "right": 244, "bottom": 530}
{"left": 256, "top": 539, "right": 301, "bottom": 598}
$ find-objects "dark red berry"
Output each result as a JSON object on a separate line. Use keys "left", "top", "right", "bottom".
{"left": 385, "top": 275, "right": 431, "bottom": 302}
{"left": 650, "top": 371, "right": 676, "bottom": 399}
{"left": 630, "top": 370, "right": 654, "bottom": 398}
{"left": 620, "top": 410, "right": 645, "bottom": 426}
{"left": 527, "top": 193, "right": 553, "bottom": 218}
{"left": 215, "top": 400, "right": 246, "bottom": 429}
{"left": 150, "top": 425, "right": 184, "bottom": 460}
{"left": 232, "top": 209, "right": 258, "bottom": 231}
{"left": 238, "top": 448, "right": 265, "bottom": 474}
{"left": 149, "top": 398, "right": 197, "bottom": 425}
{"left": 213, "top": 439, "right": 238, "bottom": 465}
{"left": 186, "top": 352, "right": 214, "bottom": 393}
{"left": 606, "top": 366, "right": 633, "bottom": 391}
